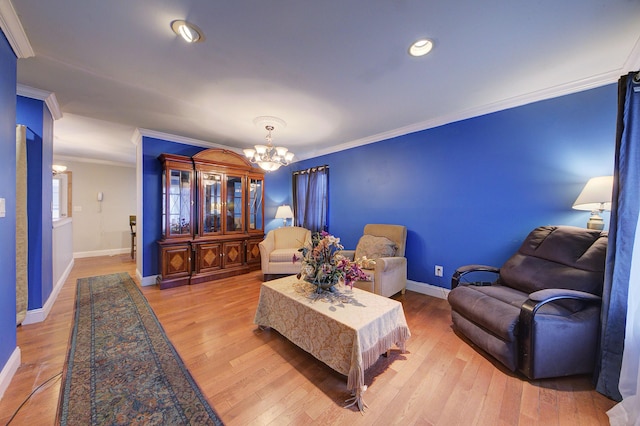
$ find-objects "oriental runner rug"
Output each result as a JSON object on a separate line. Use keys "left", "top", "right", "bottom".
{"left": 57, "top": 272, "right": 224, "bottom": 425}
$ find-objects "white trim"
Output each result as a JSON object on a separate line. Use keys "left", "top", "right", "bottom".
{"left": 22, "top": 258, "right": 74, "bottom": 325}
{"left": 16, "top": 84, "right": 63, "bottom": 120}
{"left": 298, "top": 71, "right": 625, "bottom": 161}
{"left": 73, "top": 248, "right": 130, "bottom": 258}
{"left": 138, "top": 128, "right": 238, "bottom": 152}
{"left": 53, "top": 154, "right": 134, "bottom": 169}
{"left": 140, "top": 274, "right": 158, "bottom": 287}
{"left": 53, "top": 217, "right": 73, "bottom": 228}
{"left": 131, "top": 128, "right": 142, "bottom": 146}
{"left": 0, "top": 0, "right": 34, "bottom": 58}
{"left": 623, "top": 34, "right": 640, "bottom": 72}
{"left": 406, "top": 280, "right": 450, "bottom": 300}
{"left": 135, "top": 128, "right": 143, "bottom": 280}
{"left": 0, "top": 347, "right": 20, "bottom": 400}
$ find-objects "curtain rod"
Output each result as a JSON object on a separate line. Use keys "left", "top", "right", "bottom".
{"left": 292, "top": 165, "right": 329, "bottom": 175}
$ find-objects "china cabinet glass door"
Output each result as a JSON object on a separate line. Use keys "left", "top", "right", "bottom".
{"left": 226, "top": 175, "right": 244, "bottom": 232}
{"left": 168, "top": 168, "right": 192, "bottom": 237}
{"left": 248, "top": 176, "right": 264, "bottom": 232}
{"left": 202, "top": 172, "right": 222, "bottom": 234}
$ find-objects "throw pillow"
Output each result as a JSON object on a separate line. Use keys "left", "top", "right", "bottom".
{"left": 354, "top": 235, "right": 398, "bottom": 261}
{"left": 357, "top": 256, "right": 377, "bottom": 270}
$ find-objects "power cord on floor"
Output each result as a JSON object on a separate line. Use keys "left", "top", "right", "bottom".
{"left": 4, "top": 372, "right": 62, "bottom": 425}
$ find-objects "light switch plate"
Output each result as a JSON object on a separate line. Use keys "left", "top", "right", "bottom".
{"left": 0, "top": 198, "right": 5, "bottom": 217}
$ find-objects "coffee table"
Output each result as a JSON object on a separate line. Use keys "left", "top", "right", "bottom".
{"left": 253, "top": 275, "right": 411, "bottom": 411}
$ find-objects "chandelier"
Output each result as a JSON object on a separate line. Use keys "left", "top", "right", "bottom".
{"left": 243, "top": 125, "right": 294, "bottom": 171}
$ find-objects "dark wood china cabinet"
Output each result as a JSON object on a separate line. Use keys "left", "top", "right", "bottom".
{"left": 157, "top": 149, "right": 264, "bottom": 289}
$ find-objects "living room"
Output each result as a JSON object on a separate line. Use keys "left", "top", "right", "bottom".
{"left": 1, "top": 1, "right": 640, "bottom": 424}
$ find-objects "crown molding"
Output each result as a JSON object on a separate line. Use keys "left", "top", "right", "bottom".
{"left": 137, "top": 128, "right": 241, "bottom": 154}
{"left": 16, "top": 84, "right": 63, "bottom": 120}
{"left": 623, "top": 34, "right": 640, "bottom": 73}
{"left": 130, "top": 128, "right": 142, "bottom": 146}
{"left": 0, "top": 0, "right": 34, "bottom": 58}
{"left": 53, "top": 155, "right": 135, "bottom": 169}
{"left": 300, "top": 70, "right": 622, "bottom": 161}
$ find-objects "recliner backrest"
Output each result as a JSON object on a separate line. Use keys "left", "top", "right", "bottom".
{"left": 499, "top": 225, "right": 608, "bottom": 296}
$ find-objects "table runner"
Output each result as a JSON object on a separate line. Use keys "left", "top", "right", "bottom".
{"left": 253, "top": 275, "right": 411, "bottom": 409}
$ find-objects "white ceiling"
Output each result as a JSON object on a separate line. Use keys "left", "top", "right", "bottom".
{"left": 8, "top": 0, "right": 640, "bottom": 166}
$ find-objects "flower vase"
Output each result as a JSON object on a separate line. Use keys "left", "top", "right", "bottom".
{"left": 306, "top": 279, "right": 339, "bottom": 293}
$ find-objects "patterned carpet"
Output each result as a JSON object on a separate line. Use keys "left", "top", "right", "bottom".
{"left": 57, "top": 272, "right": 224, "bottom": 425}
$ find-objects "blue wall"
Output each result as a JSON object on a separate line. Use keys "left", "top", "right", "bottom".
{"left": 141, "top": 137, "right": 205, "bottom": 277}
{"left": 16, "top": 96, "right": 54, "bottom": 309}
{"left": 0, "top": 32, "right": 17, "bottom": 375}
{"left": 269, "top": 85, "right": 617, "bottom": 288}
{"left": 140, "top": 85, "right": 617, "bottom": 290}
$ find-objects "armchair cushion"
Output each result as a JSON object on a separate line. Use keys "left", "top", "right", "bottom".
{"left": 354, "top": 235, "right": 397, "bottom": 260}
{"left": 259, "top": 226, "right": 311, "bottom": 280}
{"left": 348, "top": 224, "right": 407, "bottom": 297}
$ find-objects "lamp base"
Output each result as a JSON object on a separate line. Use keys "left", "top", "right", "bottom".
{"left": 587, "top": 213, "right": 604, "bottom": 230}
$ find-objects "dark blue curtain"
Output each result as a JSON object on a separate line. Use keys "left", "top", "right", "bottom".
{"left": 292, "top": 165, "right": 329, "bottom": 233}
{"left": 595, "top": 72, "right": 640, "bottom": 401}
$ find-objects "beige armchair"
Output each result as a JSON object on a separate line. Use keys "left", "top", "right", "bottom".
{"left": 259, "top": 226, "right": 312, "bottom": 281}
{"left": 341, "top": 224, "right": 407, "bottom": 297}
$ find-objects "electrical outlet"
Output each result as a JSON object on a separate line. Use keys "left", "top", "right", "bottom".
{"left": 435, "top": 265, "right": 443, "bottom": 277}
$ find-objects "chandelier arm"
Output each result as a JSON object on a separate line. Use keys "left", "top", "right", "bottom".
{"left": 245, "top": 123, "right": 294, "bottom": 171}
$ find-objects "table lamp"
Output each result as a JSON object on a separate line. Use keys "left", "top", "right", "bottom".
{"left": 275, "top": 205, "right": 294, "bottom": 227}
{"left": 572, "top": 176, "right": 613, "bottom": 230}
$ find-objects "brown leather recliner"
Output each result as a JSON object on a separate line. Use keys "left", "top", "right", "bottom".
{"left": 447, "top": 225, "right": 607, "bottom": 379}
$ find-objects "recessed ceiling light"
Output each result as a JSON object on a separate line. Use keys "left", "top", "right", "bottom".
{"left": 408, "top": 38, "right": 433, "bottom": 57}
{"left": 171, "top": 20, "right": 204, "bottom": 43}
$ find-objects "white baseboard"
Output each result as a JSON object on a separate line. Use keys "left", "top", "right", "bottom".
{"left": 23, "top": 258, "right": 74, "bottom": 325}
{"left": 74, "top": 248, "right": 130, "bottom": 258}
{"left": 0, "top": 347, "right": 21, "bottom": 401}
{"left": 406, "top": 280, "right": 450, "bottom": 299}
{"left": 140, "top": 274, "right": 158, "bottom": 287}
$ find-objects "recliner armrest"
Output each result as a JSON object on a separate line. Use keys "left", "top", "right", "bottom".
{"left": 527, "top": 288, "right": 602, "bottom": 304}
{"left": 518, "top": 288, "right": 602, "bottom": 378}
{"left": 521, "top": 288, "right": 601, "bottom": 317}
{"left": 451, "top": 264, "right": 500, "bottom": 289}
{"left": 375, "top": 256, "right": 406, "bottom": 272}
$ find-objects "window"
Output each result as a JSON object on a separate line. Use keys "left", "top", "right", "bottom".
{"left": 52, "top": 172, "right": 70, "bottom": 219}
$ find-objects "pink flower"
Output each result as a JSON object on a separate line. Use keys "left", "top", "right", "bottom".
{"left": 292, "top": 253, "right": 300, "bottom": 263}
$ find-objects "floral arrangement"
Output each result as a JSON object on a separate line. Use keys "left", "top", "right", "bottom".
{"left": 293, "top": 231, "right": 370, "bottom": 290}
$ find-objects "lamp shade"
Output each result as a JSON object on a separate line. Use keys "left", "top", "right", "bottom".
{"left": 275, "top": 205, "right": 293, "bottom": 219}
{"left": 572, "top": 176, "right": 614, "bottom": 212}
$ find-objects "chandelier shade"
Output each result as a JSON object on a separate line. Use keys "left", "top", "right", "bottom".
{"left": 244, "top": 125, "right": 294, "bottom": 171}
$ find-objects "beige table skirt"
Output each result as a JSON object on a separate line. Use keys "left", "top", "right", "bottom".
{"left": 253, "top": 275, "right": 411, "bottom": 397}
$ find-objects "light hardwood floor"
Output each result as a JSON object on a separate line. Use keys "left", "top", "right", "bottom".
{"left": 0, "top": 255, "right": 615, "bottom": 425}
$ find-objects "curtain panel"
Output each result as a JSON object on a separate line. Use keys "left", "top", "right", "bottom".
{"left": 604, "top": 72, "right": 640, "bottom": 425}
{"left": 16, "top": 125, "right": 28, "bottom": 326}
{"left": 596, "top": 72, "right": 640, "bottom": 404}
{"left": 292, "top": 165, "right": 329, "bottom": 233}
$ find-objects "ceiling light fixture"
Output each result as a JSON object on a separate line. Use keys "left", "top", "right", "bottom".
{"left": 408, "top": 38, "right": 434, "bottom": 57}
{"left": 243, "top": 125, "right": 294, "bottom": 172}
{"left": 52, "top": 164, "right": 67, "bottom": 174}
{"left": 171, "top": 20, "right": 204, "bottom": 43}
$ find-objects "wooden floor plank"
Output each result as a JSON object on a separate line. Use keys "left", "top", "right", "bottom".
{"left": 0, "top": 255, "right": 617, "bottom": 425}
